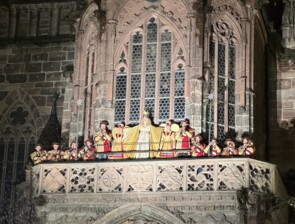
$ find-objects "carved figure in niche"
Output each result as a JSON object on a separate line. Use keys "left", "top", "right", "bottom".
{"left": 69, "top": 141, "right": 79, "bottom": 160}
{"left": 109, "top": 121, "right": 125, "bottom": 159}
{"left": 238, "top": 137, "right": 255, "bottom": 156}
{"left": 175, "top": 118, "right": 194, "bottom": 156}
{"left": 159, "top": 120, "right": 176, "bottom": 158}
{"left": 123, "top": 111, "right": 163, "bottom": 159}
{"left": 79, "top": 138, "right": 95, "bottom": 160}
{"left": 30, "top": 143, "right": 46, "bottom": 164}
{"left": 47, "top": 142, "right": 61, "bottom": 161}
{"left": 221, "top": 138, "right": 238, "bottom": 156}
{"left": 204, "top": 138, "right": 221, "bottom": 157}
{"left": 190, "top": 134, "right": 206, "bottom": 157}
{"left": 94, "top": 120, "right": 112, "bottom": 159}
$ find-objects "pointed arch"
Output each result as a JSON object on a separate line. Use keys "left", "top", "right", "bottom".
{"left": 94, "top": 204, "right": 185, "bottom": 224}
{"left": 114, "top": 9, "right": 187, "bottom": 61}
{"left": 204, "top": 0, "right": 251, "bottom": 141}
{"left": 113, "top": 10, "right": 187, "bottom": 124}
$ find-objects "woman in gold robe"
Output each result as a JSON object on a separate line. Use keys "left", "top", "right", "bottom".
{"left": 109, "top": 122, "right": 125, "bottom": 159}
{"left": 159, "top": 120, "right": 176, "bottom": 158}
{"left": 123, "top": 111, "right": 163, "bottom": 159}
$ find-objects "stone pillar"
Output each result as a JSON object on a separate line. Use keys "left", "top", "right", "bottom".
{"left": 29, "top": 5, "right": 37, "bottom": 37}
{"left": 50, "top": 4, "right": 60, "bottom": 36}
{"left": 9, "top": 4, "right": 17, "bottom": 38}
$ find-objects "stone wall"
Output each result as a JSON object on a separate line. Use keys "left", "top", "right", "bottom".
{"left": 0, "top": 0, "right": 79, "bottom": 143}
{"left": 0, "top": 42, "right": 75, "bottom": 137}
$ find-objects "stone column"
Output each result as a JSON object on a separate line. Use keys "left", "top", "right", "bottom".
{"left": 50, "top": 4, "right": 60, "bottom": 36}
{"left": 9, "top": 4, "right": 17, "bottom": 38}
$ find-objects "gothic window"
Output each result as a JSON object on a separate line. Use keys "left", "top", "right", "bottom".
{"left": 114, "top": 18, "right": 185, "bottom": 124}
{"left": 83, "top": 48, "right": 95, "bottom": 137}
{"left": 207, "top": 21, "right": 237, "bottom": 141}
{"left": 0, "top": 104, "right": 36, "bottom": 214}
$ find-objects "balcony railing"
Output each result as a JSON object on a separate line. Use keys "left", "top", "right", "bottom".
{"left": 31, "top": 158, "right": 287, "bottom": 200}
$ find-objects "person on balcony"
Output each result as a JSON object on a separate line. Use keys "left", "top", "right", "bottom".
{"left": 175, "top": 118, "right": 194, "bottom": 156}
{"left": 30, "top": 143, "right": 46, "bottom": 164}
{"left": 221, "top": 138, "right": 238, "bottom": 156}
{"left": 204, "top": 138, "right": 221, "bottom": 157}
{"left": 190, "top": 134, "right": 206, "bottom": 157}
{"left": 69, "top": 141, "right": 79, "bottom": 161}
{"left": 94, "top": 120, "right": 112, "bottom": 159}
{"left": 79, "top": 139, "right": 95, "bottom": 160}
{"left": 123, "top": 111, "right": 163, "bottom": 159}
{"left": 47, "top": 142, "right": 61, "bottom": 161}
{"left": 109, "top": 122, "right": 125, "bottom": 159}
{"left": 159, "top": 120, "right": 176, "bottom": 158}
{"left": 238, "top": 137, "right": 255, "bottom": 156}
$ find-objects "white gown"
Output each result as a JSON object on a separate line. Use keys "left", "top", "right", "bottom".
{"left": 136, "top": 125, "right": 150, "bottom": 159}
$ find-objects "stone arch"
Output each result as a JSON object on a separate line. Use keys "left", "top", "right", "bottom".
{"left": 0, "top": 88, "right": 43, "bottom": 139}
{"left": 114, "top": 9, "right": 188, "bottom": 66}
{"left": 94, "top": 204, "right": 185, "bottom": 224}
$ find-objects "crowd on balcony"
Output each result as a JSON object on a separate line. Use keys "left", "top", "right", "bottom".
{"left": 30, "top": 112, "right": 255, "bottom": 165}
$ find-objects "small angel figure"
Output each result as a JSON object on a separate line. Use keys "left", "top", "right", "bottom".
{"left": 110, "top": 121, "right": 125, "bottom": 159}
{"left": 204, "top": 138, "right": 221, "bottom": 157}
{"left": 238, "top": 137, "right": 255, "bottom": 156}
{"left": 221, "top": 138, "right": 238, "bottom": 156}
{"left": 190, "top": 134, "right": 206, "bottom": 157}
{"left": 159, "top": 120, "right": 176, "bottom": 158}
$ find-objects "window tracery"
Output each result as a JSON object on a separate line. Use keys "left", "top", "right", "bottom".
{"left": 207, "top": 18, "right": 238, "bottom": 141}
{"left": 114, "top": 17, "right": 185, "bottom": 124}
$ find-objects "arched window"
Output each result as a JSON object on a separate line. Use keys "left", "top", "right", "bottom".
{"left": 206, "top": 20, "right": 237, "bottom": 141}
{"left": 114, "top": 17, "right": 185, "bottom": 124}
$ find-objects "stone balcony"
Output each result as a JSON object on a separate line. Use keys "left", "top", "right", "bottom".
{"left": 29, "top": 158, "right": 289, "bottom": 224}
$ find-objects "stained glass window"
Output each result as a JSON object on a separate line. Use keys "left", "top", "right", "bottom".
{"left": 208, "top": 36, "right": 236, "bottom": 141}
{"left": 114, "top": 18, "right": 185, "bottom": 124}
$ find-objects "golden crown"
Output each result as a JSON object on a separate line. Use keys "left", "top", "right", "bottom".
{"left": 143, "top": 110, "right": 150, "bottom": 116}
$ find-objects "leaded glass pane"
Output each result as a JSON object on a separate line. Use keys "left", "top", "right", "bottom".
{"left": 145, "top": 74, "right": 156, "bottom": 98}
{"left": 210, "top": 40, "right": 215, "bottom": 66}
{"left": 217, "top": 102, "right": 224, "bottom": 124}
{"left": 218, "top": 77, "right": 225, "bottom": 100}
{"left": 217, "top": 124, "right": 224, "bottom": 142}
{"left": 17, "top": 141, "right": 25, "bottom": 161}
{"left": 160, "top": 43, "right": 171, "bottom": 71}
{"left": 5, "top": 161, "right": 13, "bottom": 181}
{"left": 133, "top": 32, "right": 143, "bottom": 44}
{"left": 7, "top": 141, "right": 15, "bottom": 162}
{"left": 206, "top": 101, "right": 214, "bottom": 141}
{"left": 115, "top": 101, "right": 126, "bottom": 123}
{"left": 130, "top": 75, "right": 141, "bottom": 98}
{"left": 130, "top": 100, "right": 140, "bottom": 122}
{"left": 144, "top": 99, "right": 155, "bottom": 117}
{"left": 174, "top": 97, "right": 185, "bottom": 119}
{"left": 16, "top": 162, "right": 25, "bottom": 182}
{"left": 228, "top": 80, "right": 235, "bottom": 104}
{"left": 115, "top": 76, "right": 127, "bottom": 100}
{"left": 160, "top": 73, "right": 170, "bottom": 97}
{"left": 161, "top": 30, "right": 171, "bottom": 42}
{"left": 147, "top": 22, "right": 157, "bottom": 43}
{"left": 146, "top": 44, "right": 157, "bottom": 72}
{"left": 159, "top": 98, "right": 170, "bottom": 121}
{"left": 228, "top": 44, "right": 236, "bottom": 129}
{"left": 131, "top": 45, "right": 142, "bottom": 73}
{"left": 218, "top": 43, "right": 225, "bottom": 77}
{"left": 229, "top": 45, "right": 235, "bottom": 79}
{"left": 0, "top": 142, "right": 4, "bottom": 162}
{"left": 228, "top": 104, "right": 235, "bottom": 127}
{"left": 175, "top": 70, "right": 185, "bottom": 96}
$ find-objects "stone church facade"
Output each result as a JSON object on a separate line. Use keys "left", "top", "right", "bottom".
{"left": 0, "top": 0, "right": 294, "bottom": 223}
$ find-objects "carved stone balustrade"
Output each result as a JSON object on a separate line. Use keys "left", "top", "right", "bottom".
{"left": 32, "top": 158, "right": 282, "bottom": 195}
{"left": 29, "top": 158, "right": 288, "bottom": 224}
